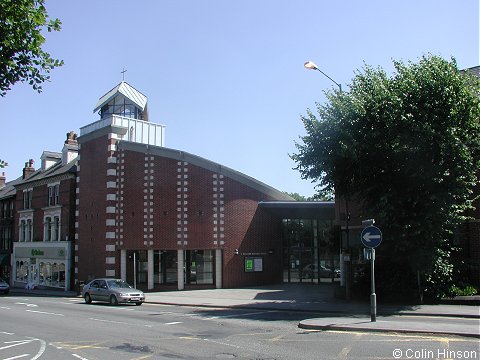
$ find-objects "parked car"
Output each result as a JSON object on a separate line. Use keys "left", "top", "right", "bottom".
{"left": 303, "top": 264, "right": 340, "bottom": 278}
{"left": 0, "top": 279, "right": 9, "bottom": 294}
{"left": 81, "top": 278, "right": 144, "bottom": 306}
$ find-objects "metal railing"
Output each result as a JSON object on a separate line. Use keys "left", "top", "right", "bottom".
{"left": 80, "top": 115, "right": 165, "bottom": 147}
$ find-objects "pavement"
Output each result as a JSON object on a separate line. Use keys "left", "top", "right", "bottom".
{"left": 8, "top": 283, "right": 480, "bottom": 338}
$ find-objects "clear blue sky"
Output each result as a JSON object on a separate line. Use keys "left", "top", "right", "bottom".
{"left": 1, "top": 0, "right": 478, "bottom": 197}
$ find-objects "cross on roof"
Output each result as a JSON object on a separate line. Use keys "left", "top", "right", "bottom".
{"left": 121, "top": 68, "right": 127, "bottom": 81}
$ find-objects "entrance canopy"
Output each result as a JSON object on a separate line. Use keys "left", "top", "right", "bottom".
{"left": 258, "top": 201, "right": 335, "bottom": 220}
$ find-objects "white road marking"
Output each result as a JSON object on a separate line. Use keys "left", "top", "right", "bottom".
{"left": 14, "top": 303, "right": 38, "bottom": 307}
{"left": 0, "top": 306, "right": 11, "bottom": 310}
{"left": 3, "top": 354, "right": 30, "bottom": 360}
{"left": 0, "top": 340, "right": 35, "bottom": 350}
{"left": 72, "top": 354, "right": 90, "bottom": 360}
{"left": 28, "top": 338, "right": 46, "bottom": 360}
{"left": 0, "top": 338, "right": 46, "bottom": 360}
{"left": 164, "top": 321, "right": 182, "bottom": 325}
{"left": 0, "top": 331, "right": 14, "bottom": 335}
{"left": 25, "top": 310, "right": 64, "bottom": 316}
{"left": 203, "top": 338, "right": 241, "bottom": 349}
{"left": 88, "top": 318, "right": 129, "bottom": 325}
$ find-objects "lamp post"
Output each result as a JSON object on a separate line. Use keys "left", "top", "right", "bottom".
{"left": 304, "top": 61, "right": 350, "bottom": 297}
{"left": 304, "top": 61, "right": 342, "bottom": 92}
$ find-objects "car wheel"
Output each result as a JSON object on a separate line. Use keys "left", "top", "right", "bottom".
{"left": 84, "top": 293, "right": 92, "bottom": 304}
{"left": 109, "top": 295, "right": 118, "bottom": 306}
{"left": 135, "top": 302, "right": 142, "bottom": 306}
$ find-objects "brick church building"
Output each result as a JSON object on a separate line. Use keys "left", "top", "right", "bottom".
{"left": 1, "top": 82, "right": 337, "bottom": 292}
{"left": 2, "top": 76, "right": 477, "bottom": 294}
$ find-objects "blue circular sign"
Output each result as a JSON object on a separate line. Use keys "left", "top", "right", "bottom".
{"left": 360, "top": 226, "right": 382, "bottom": 248}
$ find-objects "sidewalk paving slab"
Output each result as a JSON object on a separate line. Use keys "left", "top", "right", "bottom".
{"left": 298, "top": 316, "right": 480, "bottom": 338}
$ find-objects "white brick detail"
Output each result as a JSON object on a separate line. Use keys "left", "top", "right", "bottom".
{"left": 107, "top": 169, "right": 116, "bottom": 176}
{"left": 106, "top": 269, "right": 115, "bottom": 277}
{"left": 106, "top": 244, "right": 115, "bottom": 251}
{"left": 105, "top": 257, "right": 116, "bottom": 264}
{"left": 106, "top": 219, "right": 116, "bottom": 226}
{"left": 107, "top": 181, "right": 116, "bottom": 188}
{"left": 106, "top": 194, "right": 116, "bottom": 201}
{"left": 106, "top": 232, "right": 115, "bottom": 239}
{"left": 106, "top": 206, "right": 116, "bottom": 214}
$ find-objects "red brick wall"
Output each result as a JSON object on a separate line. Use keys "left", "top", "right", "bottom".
{"left": 14, "top": 176, "right": 76, "bottom": 243}
{"left": 77, "top": 134, "right": 110, "bottom": 282}
{"left": 78, "top": 132, "right": 286, "bottom": 288}
{"left": 118, "top": 147, "right": 284, "bottom": 287}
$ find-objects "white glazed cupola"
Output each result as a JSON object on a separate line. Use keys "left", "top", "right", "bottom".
{"left": 93, "top": 81, "right": 149, "bottom": 121}
{"left": 79, "top": 82, "right": 165, "bottom": 147}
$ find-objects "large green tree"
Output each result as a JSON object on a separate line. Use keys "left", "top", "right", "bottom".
{"left": 292, "top": 55, "right": 480, "bottom": 299}
{"left": 0, "top": 0, "right": 63, "bottom": 96}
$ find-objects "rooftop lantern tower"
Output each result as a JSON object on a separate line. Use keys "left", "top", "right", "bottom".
{"left": 80, "top": 81, "right": 165, "bottom": 147}
{"left": 93, "top": 81, "right": 149, "bottom": 121}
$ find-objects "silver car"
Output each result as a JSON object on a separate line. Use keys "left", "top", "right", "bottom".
{"left": 82, "top": 278, "right": 145, "bottom": 306}
{"left": 0, "top": 279, "right": 9, "bottom": 295}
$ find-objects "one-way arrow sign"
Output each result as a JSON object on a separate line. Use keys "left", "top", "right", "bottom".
{"left": 360, "top": 226, "right": 382, "bottom": 248}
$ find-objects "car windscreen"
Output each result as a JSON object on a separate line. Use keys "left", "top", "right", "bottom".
{"left": 107, "top": 279, "right": 132, "bottom": 289}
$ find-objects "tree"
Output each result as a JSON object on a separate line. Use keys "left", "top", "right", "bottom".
{"left": 0, "top": 0, "right": 63, "bottom": 96}
{"left": 0, "top": 159, "right": 7, "bottom": 168}
{"left": 292, "top": 55, "right": 480, "bottom": 300}
{"left": 284, "top": 191, "right": 334, "bottom": 202}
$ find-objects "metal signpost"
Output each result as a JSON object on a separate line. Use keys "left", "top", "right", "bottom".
{"left": 360, "top": 220, "right": 382, "bottom": 322}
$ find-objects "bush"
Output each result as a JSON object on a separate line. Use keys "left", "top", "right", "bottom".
{"left": 449, "top": 285, "right": 478, "bottom": 296}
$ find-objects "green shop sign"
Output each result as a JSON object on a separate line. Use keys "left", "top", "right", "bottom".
{"left": 31, "top": 249, "right": 45, "bottom": 257}
{"left": 244, "top": 256, "right": 263, "bottom": 272}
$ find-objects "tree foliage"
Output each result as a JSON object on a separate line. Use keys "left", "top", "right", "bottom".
{"left": 0, "top": 159, "right": 7, "bottom": 168}
{"left": 292, "top": 55, "right": 480, "bottom": 299}
{"left": 0, "top": 0, "right": 63, "bottom": 96}
{"left": 284, "top": 191, "right": 334, "bottom": 202}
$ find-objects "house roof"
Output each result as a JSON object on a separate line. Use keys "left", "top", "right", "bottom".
{"left": 0, "top": 175, "right": 23, "bottom": 200}
{"left": 13, "top": 159, "right": 77, "bottom": 190}
{"left": 463, "top": 65, "right": 480, "bottom": 78}
{"left": 93, "top": 81, "right": 148, "bottom": 113}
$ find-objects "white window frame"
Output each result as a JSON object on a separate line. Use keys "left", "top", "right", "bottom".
{"left": 19, "top": 212, "right": 34, "bottom": 242}
{"left": 43, "top": 208, "right": 61, "bottom": 241}
{"left": 48, "top": 183, "right": 60, "bottom": 207}
{"left": 23, "top": 188, "right": 33, "bottom": 210}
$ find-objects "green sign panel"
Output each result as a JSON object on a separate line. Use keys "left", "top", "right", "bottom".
{"left": 245, "top": 257, "right": 263, "bottom": 272}
{"left": 31, "top": 249, "right": 45, "bottom": 257}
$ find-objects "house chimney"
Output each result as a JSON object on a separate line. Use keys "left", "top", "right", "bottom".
{"left": 62, "top": 131, "right": 79, "bottom": 165}
{"left": 22, "top": 159, "right": 35, "bottom": 179}
{"left": 0, "top": 172, "right": 5, "bottom": 189}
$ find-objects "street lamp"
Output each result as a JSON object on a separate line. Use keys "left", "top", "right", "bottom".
{"left": 304, "top": 60, "right": 350, "bottom": 296}
{"left": 304, "top": 61, "right": 342, "bottom": 92}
